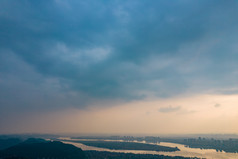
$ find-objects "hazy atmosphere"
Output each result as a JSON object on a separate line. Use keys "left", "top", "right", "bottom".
{"left": 1, "top": 0, "right": 238, "bottom": 135}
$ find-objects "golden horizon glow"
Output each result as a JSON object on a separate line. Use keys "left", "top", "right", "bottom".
{"left": 2, "top": 93, "right": 238, "bottom": 135}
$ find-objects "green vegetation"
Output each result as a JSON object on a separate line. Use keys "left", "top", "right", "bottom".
{"left": 85, "top": 151, "right": 199, "bottom": 159}
{"left": 0, "top": 140, "right": 85, "bottom": 159}
{"left": 69, "top": 140, "right": 179, "bottom": 152}
{"left": 0, "top": 138, "right": 22, "bottom": 150}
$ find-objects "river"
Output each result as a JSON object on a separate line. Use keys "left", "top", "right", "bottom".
{"left": 59, "top": 137, "right": 238, "bottom": 159}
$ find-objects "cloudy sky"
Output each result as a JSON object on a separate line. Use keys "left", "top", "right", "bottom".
{"left": 1, "top": 0, "right": 238, "bottom": 135}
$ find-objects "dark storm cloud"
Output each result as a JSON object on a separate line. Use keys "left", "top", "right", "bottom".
{"left": 1, "top": 0, "right": 238, "bottom": 111}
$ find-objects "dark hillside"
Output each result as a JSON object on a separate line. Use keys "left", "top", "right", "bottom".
{"left": 0, "top": 141, "right": 85, "bottom": 159}
{"left": 0, "top": 138, "right": 22, "bottom": 150}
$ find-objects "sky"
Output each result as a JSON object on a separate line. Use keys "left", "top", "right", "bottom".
{"left": 1, "top": 0, "right": 238, "bottom": 135}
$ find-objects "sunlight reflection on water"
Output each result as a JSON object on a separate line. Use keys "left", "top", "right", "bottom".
{"left": 60, "top": 137, "right": 238, "bottom": 159}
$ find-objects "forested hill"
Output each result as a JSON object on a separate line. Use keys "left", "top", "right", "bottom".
{"left": 0, "top": 138, "right": 22, "bottom": 150}
{"left": 0, "top": 140, "right": 85, "bottom": 159}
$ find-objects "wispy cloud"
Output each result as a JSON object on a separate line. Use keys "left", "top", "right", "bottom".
{"left": 158, "top": 106, "right": 181, "bottom": 113}
{"left": 214, "top": 103, "right": 221, "bottom": 108}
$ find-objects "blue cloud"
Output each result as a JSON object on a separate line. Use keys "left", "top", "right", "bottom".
{"left": 0, "top": 0, "right": 238, "bottom": 112}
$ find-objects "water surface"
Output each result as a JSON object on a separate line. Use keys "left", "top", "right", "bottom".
{"left": 60, "top": 137, "right": 238, "bottom": 159}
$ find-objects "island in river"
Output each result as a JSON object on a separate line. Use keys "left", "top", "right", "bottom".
{"left": 72, "top": 135, "right": 238, "bottom": 153}
{"left": 62, "top": 140, "right": 179, "bottom": 152}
